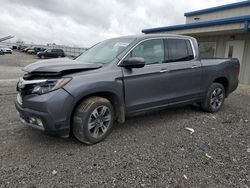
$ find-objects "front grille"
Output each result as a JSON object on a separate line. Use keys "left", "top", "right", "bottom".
{"left": 17, "top": 77, "right": 48, "bottom": 97}
{"left": 17, "top": 74, "right": 60, "bottom": 97}
{"left": 17, "top": 81, "right": 36, "bottom": 96}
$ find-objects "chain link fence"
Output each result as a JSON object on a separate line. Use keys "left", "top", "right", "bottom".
{"left": 53, "top": 45, "right": 87, "bottom": 57}
{"left": 0, "top": 42, "right": 87, "bottom": 57}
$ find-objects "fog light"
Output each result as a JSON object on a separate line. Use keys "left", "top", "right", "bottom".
{"left": 29, "top": 117, "right": 36, "bottom": 124}
{"left": 36, "top": 119, "right": 43, "bottom": 127}
{"left": 28, "top": 117, "right": 43, "bottom": 127}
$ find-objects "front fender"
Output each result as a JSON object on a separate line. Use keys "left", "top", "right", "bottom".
{"left": 63, "top": 69, "right": 125, "bottom": 123}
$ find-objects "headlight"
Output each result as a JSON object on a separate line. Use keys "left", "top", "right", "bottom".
{"left": 31, "top": 78, "right": 71, "bottom": 95}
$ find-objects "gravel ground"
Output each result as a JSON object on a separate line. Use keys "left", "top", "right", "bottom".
{"left": 0, "top": 52, "right": 249, "bottom": 187}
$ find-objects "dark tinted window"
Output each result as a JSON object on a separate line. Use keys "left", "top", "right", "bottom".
{"left": 129, "top": 39, "right": 164, "bottom": 65}
{"left": 166, "top": 39, "right": 194, "bottom": 62}
{"left": 51, "top": 49, "right": 63, "bottom": 53}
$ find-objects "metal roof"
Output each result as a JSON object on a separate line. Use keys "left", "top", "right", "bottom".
{"left": 142, "top": 15, "right": 250, "bottom": 34}
{"left": 184, "top": 1, "right": 250, "bottom": 17}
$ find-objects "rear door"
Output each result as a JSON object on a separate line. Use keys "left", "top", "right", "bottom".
{"left": 51, "top": 49, "right": 58, "bottom": 57}
{"left": 162, "top": 38, "right": 202, "bottom": 104}
{"left": 122, "top": 39, "right": 170, "bottom": 112}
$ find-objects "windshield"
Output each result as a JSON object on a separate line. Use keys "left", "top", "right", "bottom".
{"left": 75, "top": 38, "right": 134, "bottom": 64}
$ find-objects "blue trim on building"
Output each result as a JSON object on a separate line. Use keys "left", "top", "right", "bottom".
{"left": 142, "top": 15, "right": 250, "bottom": 34}
{"left": 184, "top": 1, "right": 250, "bottom": 17}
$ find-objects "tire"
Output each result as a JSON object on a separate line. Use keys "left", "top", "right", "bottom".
{"left": 201, "top": 83, "right": 225, "bottom": 113}
{"left": 72, "top": 97, "right": 115, "bottom": 144}
{"left": 41, "top": 55, "right": 45, "bottom": 59}
{"left": 58, "top": 56, "right": 62, "bottom": 58}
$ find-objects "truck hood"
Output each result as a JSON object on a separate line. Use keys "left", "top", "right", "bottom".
{"left": 23, "top": 58, "right": 102, "bottom": 73}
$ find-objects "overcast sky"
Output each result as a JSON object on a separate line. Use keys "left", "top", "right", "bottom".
{"left": 0, "top": 0, "right": 241, "bottom": 47}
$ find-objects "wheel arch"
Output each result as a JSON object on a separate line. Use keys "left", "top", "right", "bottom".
{"left": 70, "top": 91, "right": 125, "bottom": 131}
{"left": 213, "top": 77, "right": 229, "bottom": 96}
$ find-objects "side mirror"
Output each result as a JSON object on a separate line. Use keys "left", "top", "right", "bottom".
{"left": 120, "top": 57, "right": 145, "bottom": 68}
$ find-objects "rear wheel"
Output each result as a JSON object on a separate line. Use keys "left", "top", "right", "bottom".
{"left": 201, "top": 83, "right": 225, "bottom": 112}
{"left": 41, "top": 55, "right": 45, "bottom": 59}
{"left": 72, "top": 97, "right": 114, "bottom": 144}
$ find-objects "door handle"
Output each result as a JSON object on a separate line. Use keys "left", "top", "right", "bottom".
{"left": 159, "top": 69, "right": 169, "bottom": 73}
{"left": 191, "top": 65, "right": 199, "bottom": 69}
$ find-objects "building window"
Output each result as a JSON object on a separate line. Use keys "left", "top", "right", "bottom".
{"left": 199, "top": 42, "right": 216, "bottom": 58}
{"left": 228, "top": 45, "right": 234, "bottom": 58}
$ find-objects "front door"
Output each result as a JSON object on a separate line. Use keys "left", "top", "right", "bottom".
{"left": 225, "top": 40, "right": 245, "bottom": 64}
{"left": 122, "top": 39, "right": 168, "bottom": 113}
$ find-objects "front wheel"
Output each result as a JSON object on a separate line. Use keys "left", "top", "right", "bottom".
{"left": 201, "top": 83, "right": 225, "bottom": 113}
{"left": 72, "top": 97, "right": 114, "bottom": 144}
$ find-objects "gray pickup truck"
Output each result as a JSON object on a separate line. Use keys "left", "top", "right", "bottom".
{"left": 15, "top": 34, "right": 240, "bottom": 144}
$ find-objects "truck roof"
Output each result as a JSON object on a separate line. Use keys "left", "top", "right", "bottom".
{"left": 113, "top": 34, "right": 193, "bottom": 40}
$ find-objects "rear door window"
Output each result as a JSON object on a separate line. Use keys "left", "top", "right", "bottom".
{"left": 165, "top": 39, "right": 194, "bottom": 62}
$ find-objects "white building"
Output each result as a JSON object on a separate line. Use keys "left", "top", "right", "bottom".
{"left": 142, "top": 1, "right": 250, "bottom": 85}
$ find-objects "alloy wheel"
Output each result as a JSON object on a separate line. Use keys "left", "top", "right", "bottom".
{"left": 210, "top": 88, "right": 224, "bottom": 110}
{"left": 87, "top": 105, "right": 111, "bottom": 139}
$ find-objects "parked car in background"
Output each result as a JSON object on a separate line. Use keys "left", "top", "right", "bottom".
{"left": 27, "top": 47, "right": 36, "bottom": 54}
{"left": 18, "top": 45, "right": 28, "bottom": 51}
{"left": 35, "top": 47, "right": 46, "bottom": 54}
{"left": 0, "top": 49, "right": 4, "bottom": 55}
{"left": 15, "top": 34, "right": 240, "bottom": 144}
{"left": 37, "top": 48, "right": 65, "bottom": 59}
{"left": 0, "top": 46, "right": 12, "bottom": 54}
{"left": 22, "top": 47, "right": 31, "bottom": 52}
{"left": 27, "top": 47, "right": 45, "bottom": 54}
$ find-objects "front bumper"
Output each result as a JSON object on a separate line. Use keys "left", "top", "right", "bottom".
{"left": 15, "top": 88, "right": 75, "bottom": 136}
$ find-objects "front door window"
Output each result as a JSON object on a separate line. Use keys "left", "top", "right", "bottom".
{"left": 129, "top": 39, "right": 164, "bottom": 65}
